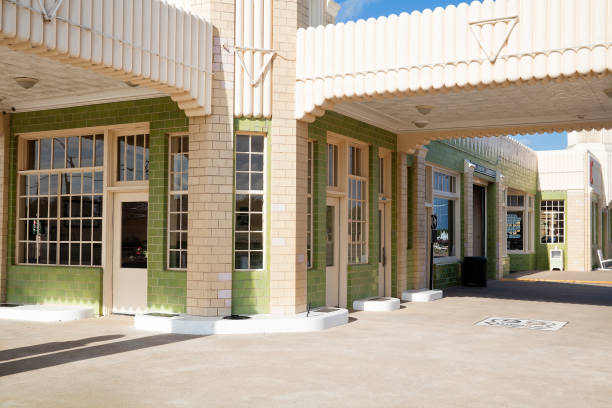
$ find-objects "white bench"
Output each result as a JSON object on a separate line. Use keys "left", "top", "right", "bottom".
{"left": 597, "top": 249, "right": 612, "bottom": 270}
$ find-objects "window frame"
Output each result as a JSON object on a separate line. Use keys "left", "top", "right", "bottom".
{"left": 506, "top": 191, "right": 535, "bottom": 254}
{"left": 307, "top": 140, "right": 314, "bottom": 269}
{"left": 347, "top": 144, "right": 369, "bottom": 265}
{"left": 430, "top": 166, "right": 460, "bottom": 263}
{"left": 540, "top": 200, "right": 565, "bottom": 244}
{"left": 234, "top": 131, "right": 267, "bottom": 271}
{"left": 167, "top": 133, "right": 189, "bottom": 271}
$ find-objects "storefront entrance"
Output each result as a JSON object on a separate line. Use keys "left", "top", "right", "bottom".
{"left": 112, "top": 193, "right": 149, "bottom": 314}
{"left": 473, "top": 185, "right": 487, "bottom": 257}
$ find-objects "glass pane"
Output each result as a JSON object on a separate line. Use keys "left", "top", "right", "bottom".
{"left": 70, "top": 243, "right": 80, "bottom": 265}
{"left": 83, "top": 172, "right": 93, "bottom": 193}
{"left": 250, "top": 233, "right": 263, "bottom": 250}
{"left": 251, "top": 154, "right": 263, "bottom": 172}
{"left": 93, "top": 196, "right": 103, "bottom": 217}
{"left": 170, "top": 232, "right": 181, "bottom": 249}
{"left": 82, "top": 219, "right": 92, "bottom": 242}
{"left": 236, "top": 194, "right": 249, "bottom": 212}
{"left": 236, "top": 135, "right": 249, "bottom": 152}
{"left": 49, "top": 174, "right": 58, "bottom": 194}
{"left": 28, "top": 174, "right": 38, "bottom": 196}
{"left": 125, "top": 135, "right": 134, "bottom": 181}
{"left": 39, "top": 175, "right": 49, "bottom": 195}
{"left": 94, "top": 172, "right": 103, "bottom": 193}
{"left": 92, "top": 220, "right": 102, "bottom": 241}
{"left": 250, "top": 214, "right": 262, "bottom": 231}
{"left": 250, "top": 252, "right": 263, "bottom": 269}
{"left": 53, "top": 138, "right": 65, "bottom": 169}
{"left": 39, "top": 197, "right": 48, "bottom": 218}
{"left": 135, "top": 134, "right": 144, "bottom": 180}
{"left": 71, "top": 196, "right": 81, "bottom": 217}
{"left": 93, "top": 243, "right": 102, "bottom": 265}
{"left": 95, "top": 134, "right": 104, "bottom": 167}
{"left": 181, "top": 195, "right": 188, "bottom": 212}
{"left": 60, "top": 243, "right": 69, "bottom": 264}
{"left": 235, "top": 251, "right": 249, "bottom": 269}
{"left": 236, "top": 173, "right": 249, "bottom": 190}
{"left": 66, "top": 136, "right": 79, "bottom": 168}
{"left": 117, "top": 136, "right": 125, "bottom": 181}
{"left": 250, "top": 195, "right": 263, "bottom": 212}
{"left": 169, "top": 251, "right": 180, "bottom": 268}
{"left": 27, "top": 139, "right": 39, "bottom": 170}
{"left": 170, "top": 195, "right": 181, "bottom": 212}
{"left": 60, "top": 220, "right": 70, "bottom": 241}
{"left": 236, "top": 214, "right": 249, "bottom": 231}
{"left": 236, "top": 153, "right": 249, "bottom": 171}
{"left": 181, "top": 172, "right": 188, "bottom": 191}
{"left": 70, "top": 220, "right": 81, "bottom": 241}
{"left": 40, "top": 139, "right": 52, "bottom": 170}
{"left": 251, "top": 136, "right": 264, "bottom": 153}
{"left": 235, "top": 232, "right": 248, "bottom": 250}
{"left": 326, "top": 205, "right": 335, "bottom": 267}
{"left": 71, "top": 173, "right": 81, "bottom": 194}
{"left": 121, "top": 201, "right": 148, "bottom": 268}
{"left": 251, "top": 173, "right": 263, "bottom": 191}
{"left": 82, "top": 244, "right": 91, "bottom": 266}
{"left": 81, "top": 135, "right": 94, "bottom": 167}
{"left": 82, "top": 196, "right": 93, "bottom": 217}
{"left": 507, "top": 211, "right": 524, "bottom": 251}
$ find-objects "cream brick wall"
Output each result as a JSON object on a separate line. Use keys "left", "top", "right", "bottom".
{"left": 186, "top": 0, "right": 235, "bottom": 316}
{"left": 268, "top": 0, "right": 310, "bottom": 315}
{"left": 567, "top": 189, "right": 589, "bottom": 271}
{"left": 0, "top": 114, "right": 8, "bottom": 302}
{"left": 410, "top": 148, "right": 428, "bottom": 289}
{"left": 396, "top": 153, "right": 409, "bottom": 297}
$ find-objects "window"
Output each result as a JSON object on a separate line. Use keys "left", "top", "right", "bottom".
{"left": 168, "top": 135, "right": 189, "bottom": 269}
{"left": 307, "top": 141, "right": 313, "bottom": 268}
{"left": 235, "top": 133, "right": 265, "bottom": 270}
{"left": 379, "top": 157, "right": 384, "bottom": 195}
{"left": 18, "top": 135, "right": 104, "bottom": 266}
{"left": 507, "top": 193, "right": 534, "bottom": 252}
{"left": 432, "top": 170, "right": 458, "bottom": 259}
{"left": 348, "top": 146, "right": 367, "bottom": 264}
{"left": 117, "top": 134, "right": 149, "bottom": 181}
{"left": 540, "top": 200, "right": 565, "bottom": 243}
{"left": 327, "top": 143, "right": 338, "bottom": 187}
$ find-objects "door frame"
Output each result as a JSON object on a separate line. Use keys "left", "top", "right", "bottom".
{"left": 378, "top": 201, "right": 392, "bottom": 297}
{"left": 472, "top": 182, "right": 488, "bottom": 258}
{"left": 102, "top": 189, "right": 149, "bottom": 315}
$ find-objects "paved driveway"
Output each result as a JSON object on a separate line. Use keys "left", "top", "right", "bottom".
{"left": 1, "top": 280, "right": 612, "bottom": 408}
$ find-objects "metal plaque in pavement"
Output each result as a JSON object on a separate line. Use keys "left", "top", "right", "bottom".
{"left": 476, "top": 317, "right": 567, "bottom": 331}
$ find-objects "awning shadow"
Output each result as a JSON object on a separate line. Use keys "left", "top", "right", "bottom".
{"left": 0, "top": 333, "right": 200, "bottom": 377}
{"left": 444, "top": 280, "right": 612, "bottom": 307}
{"left": 0, "top": 335, "right": 125, "bottom": 362}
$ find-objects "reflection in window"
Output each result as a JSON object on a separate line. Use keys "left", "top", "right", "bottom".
{"left": 117, "top": 134, "right": 149, "bottom": 181}
{"left": 540, "top": 200, "right": 565, "bottom": 243}
{"left": 168, "top": 135, "right": 189, "bottom": 269}
{"left": 235, "top": 133, "right": 265, "bottom": 270}
{"left": 433, "top": 198, "right": 454, "bottom": 258}
{"left": 20, "top": 135, "right": 104, "bottom": 266}
{"left": 121, "top": 202, "right": 148, "bottom": 268}
{"left": 507, "top": 211, "right": 524, "bottom": 251}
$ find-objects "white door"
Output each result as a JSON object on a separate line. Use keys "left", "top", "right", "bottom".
{"left": 378, "top": 203, "right": 386, "bottom": 296}
{"left": 112, "top": 193, "right": 148, "bottom": 314}
{"left": 326, "top": 197, "right": 340, "bottom": 307}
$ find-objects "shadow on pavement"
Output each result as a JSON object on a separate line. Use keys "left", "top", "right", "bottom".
{"left": 444, "top": 280, "right": 612, "bottom": 307}
{"left": 0, "top": 333, "right": 200, "bottom": 377}
{"left": 0, "top": 335, "right": 125, "bottom": 362}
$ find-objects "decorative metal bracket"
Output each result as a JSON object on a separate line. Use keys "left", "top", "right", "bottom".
{"left": 224, "top": 44, "right": 277, "bottom": 87}
{"left": 35, "top": 0, "right": 66, "bottom": 22}
{"left": 469, "top": 16, "right": 519, "bottom": 63}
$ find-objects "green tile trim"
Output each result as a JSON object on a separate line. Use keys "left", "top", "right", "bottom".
{"left": 8, "top": 97, "right": 188, "bottom": 313}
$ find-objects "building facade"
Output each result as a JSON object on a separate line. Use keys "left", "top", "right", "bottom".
{"left": 0, "top": 0, "right": 611, "bottom": 317}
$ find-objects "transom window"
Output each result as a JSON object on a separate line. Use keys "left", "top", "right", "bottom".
{"left": 18, "top": 135, "right": 104, "bottom": 266}
{"left": 540, "top": 200, "right": 565, "bottom": 243}
{"left": 348, "top": 146, "right": 368, "bottom": 264}
{"left": 117, "top": 134, "right": 149, "bottom": 182}
{"left": 434, "top": 171, "right": 455, "bottom": 193}
{"left": 168, "top": 135, "right": 189, "bottom": 270}
{"left": 235, "top": 133, "right": 265, "bottom": 270}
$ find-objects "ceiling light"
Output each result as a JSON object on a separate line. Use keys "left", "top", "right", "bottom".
{"left": 14, "top": 77, "right": 39, "bottom": 89}
{"left": 577, "top": 114, "right": 586, "bottom": 120}
{"left": 124, "top": 81, "right": 140, "bottom": 88}
{"left": 413, "top": 120, "right": 429, "bottom": 129}
{"left": 605, "top": 88, "right": 612, "bottom": 99}
{"left": 416, "top": 105, "right": 434, "bottom": 115}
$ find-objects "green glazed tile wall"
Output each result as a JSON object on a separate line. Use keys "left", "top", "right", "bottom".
{"left": 308, "top": 111, "right": 397, "bottom": 308}
{"left": 232, "top": 118, "right": 271, "bottom": 315}
{"left": 433, "top": 263, "right": 460, "bottom": 288}
{"left": 8, "top": 97, "right": 188, "bottom": 314}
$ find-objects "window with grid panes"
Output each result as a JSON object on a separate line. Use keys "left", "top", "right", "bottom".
{"left": 168, "top": 135, "right": 189, "bottom": 269}
{"left": 327, "top": 143, "right": 338, "bottom": 187}
{"left": 18, "top": 135, "right": 104, "bottom": 266}
{"left": 348, "top": 146, "right": 368, "bottom": 264}
{"left": 432, "top": 170, "right": 458, "bottom": 258}
{"left": 235, "top": 134, "right": 265, "bottom": 270}
{"left": 540, "top": 200, "right": 565, "bottom": 243}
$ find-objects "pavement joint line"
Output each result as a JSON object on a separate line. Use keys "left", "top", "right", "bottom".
{"left": 501, "top": 278, "right": 612, "bottom": 285}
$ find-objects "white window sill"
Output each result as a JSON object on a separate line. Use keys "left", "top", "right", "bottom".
{"left": 507, "top": 250, "right": 536, "bottom": 255}
{"left": 433, "top": 256, "right": 459, "bottom": 265}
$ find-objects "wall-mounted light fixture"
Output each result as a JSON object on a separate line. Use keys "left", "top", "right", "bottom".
{"left": 413, "top": 120, "right": 429, "bottom": 129}
{"left": 14, "top": 77, "right": 39, "bottom": 89}
{"left": 416, "top": 105, "right": 434, "bottom": 115}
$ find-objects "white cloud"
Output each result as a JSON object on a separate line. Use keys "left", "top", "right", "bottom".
{"left": 337, "top": 0, "right": 381, "bottom": 22}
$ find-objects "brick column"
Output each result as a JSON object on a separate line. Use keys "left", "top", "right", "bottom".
{"left": 0, "top": 113, "right": 8, "bottom": 302}
{"left": 567, "top": 190, "right": 589, "bottom": 271}
{"left": 396, "top": 153, "right": 409, "bottom": 297}
{"left": 495, "top": 175, "right": 506, "bottom": 279}
{"left": 463, "top": 160, "right": 475, "bottom": 258}
{"left": 268, "top": 0, "right": 310, "bottom": 314}
{"left": 186, "top": 0, "right": 235, "bottom": 316}
{"left": 410, "top": 148, "right": 428, "bottom": 289}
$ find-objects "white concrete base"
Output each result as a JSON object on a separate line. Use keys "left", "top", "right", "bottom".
{"left": 134, "top": 307, "right": 349, "bottom": 335}
{"left": 353, "top": 297, "right": 400, "bottom": 312}
{"left": 401, "top": 289, "right": 444, "bottom": 302}
{"left": 0, "top": 304, "right": 95, "bottom": 322}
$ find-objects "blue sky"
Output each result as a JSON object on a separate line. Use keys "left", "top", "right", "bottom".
{"left": 335, "top": 0, "right": 568, "bottom": 151}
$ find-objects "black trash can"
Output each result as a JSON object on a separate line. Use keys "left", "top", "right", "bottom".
{"left": 462, "top": 257, "right": 487, "bottom": 287}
